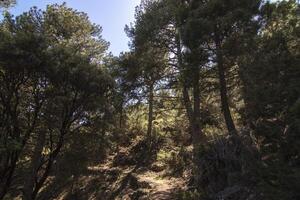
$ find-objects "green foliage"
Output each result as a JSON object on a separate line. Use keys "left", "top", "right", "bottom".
{"left": 0, "top": 0, "right": 16, "bottom": 8}
{"left": 0, "top": 0, "right": 299, "bottom": 199}
{"left": 0, "top": 4, "right": 113, "bottom": 199}
{"left": 165, "top": 147, "right": 191, "bottom": 176}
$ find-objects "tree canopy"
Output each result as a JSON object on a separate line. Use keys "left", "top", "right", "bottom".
{"left": 0, "top": 1, "right": 299, "bottom": 200}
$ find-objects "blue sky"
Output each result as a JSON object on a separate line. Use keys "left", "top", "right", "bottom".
{"left": 3, "top": 0, "right": 141, "bottom": 55}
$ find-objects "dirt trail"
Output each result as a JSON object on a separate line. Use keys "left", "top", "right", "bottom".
{"left": 136, "top": 171, "right": 184, "bottom": 200}
{"left": 93, "top": 151, "right": 185, "bottom": 200}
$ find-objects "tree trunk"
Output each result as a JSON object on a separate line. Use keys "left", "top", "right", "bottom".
{"left": 215, "top": 33, "right": 237, "bottom": 134}
{"left": 176, "top": 28, "right": 193, "bottom": 128}
{"left": 0, "top": 153, "right": 18, "bottom": 200}
{"left": 147, "top": 83, "right": 154, "bottom": 138}
{"left": 31, "top": 129, "right": 67, "bottom": 200}
{"left": 192, "top": 68, "right": 204, "bottom": 148}
{"left": 191, "top": 67, "right": 207, "bottom": 187}
{"left": 175, "top": 21, "right": 206, "bottom": 187}
{"left": 176, "top": 28, "right": 204, "bottom": 144}
{"left": 119, "top": 106, "right": 123, "bottom": 129}
{"left": 25, "top": 112, "right": 70, "bottom": 200}
{"left": 176, "top": 28, "right": 206, "bottom": 184}
{"left": 182, "top": 83, "right": 194, "bottom": 126}
{"left": 23, "top": 131, "right": 46, "bottom": 200}
{"left": 119, "top": 99, "right": 124, "bottom": 129}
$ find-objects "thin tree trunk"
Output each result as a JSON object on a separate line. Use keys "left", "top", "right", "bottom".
{"left": 176, "top": 28, "right": 193, "bottom": 128}
{"left": 192, "top": 68, "right": 203, "bottom": 147}
{"left": 191, "top": 67, "right": 206, "bottom": 186}
{"left": 31, "top": 129, "right": 67, "bottom": 200}
{"left": 176, "top": 28, "right": 204, "bottom": 144}
{"left": 0, "top": 153, "right": 18, "bottom": 200}
{"left": 22, "top": 131, "right": 46, "bottom": 200}
{"left": 182, "top": 83, "right": 193, "bottom": 125}
{"left": 147, "top": 83, "right": 154, "bottom": 138}
{"left": 119, "top": 106, "right": 123, "bottom": 129}
{"left": 176, "top": 27, "right": 206, "bottom": 182}
{"left": 29, "top": 106, "right": 72, "bottom": 200}
{"left": 175, "top": 21, "right": 206, "bottom": 187}
{"left": 215, "top": 33, "right": 237, "bottom": 134}
{"left": 0, "top": 103, "right": 41, "bottom": 200}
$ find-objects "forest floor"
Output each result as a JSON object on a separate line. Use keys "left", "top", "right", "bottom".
{"left": 135, "top": 170, "right": 184, "bottom": 199}
{"left": 49, "top": 138, "right": 187, "bottom": 200}
{"left": 93, "top": 149, "right": 186, "bottom": 200}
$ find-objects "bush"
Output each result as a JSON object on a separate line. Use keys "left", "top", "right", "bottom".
{"left": 195, "top": 132, "right": 262, "bottom": 200}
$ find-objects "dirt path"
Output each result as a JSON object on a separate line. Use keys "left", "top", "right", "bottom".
{"left": 136, "top": 171, "right": 184, "bottom": 200}
{"left": 94, "top": 157, "right": 185, "bottom": 200}
{"left": 86, "top": 143, "right": 186, "bottom": 200}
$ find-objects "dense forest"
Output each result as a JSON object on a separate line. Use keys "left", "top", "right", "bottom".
{"left": 0, "top": 0, "right": 299, "bottom": 199}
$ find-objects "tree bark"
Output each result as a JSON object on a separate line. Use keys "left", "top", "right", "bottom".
{"left": 0, "top": 153, "right": 18, "bottom": 200}
{"left": 176, "top": 28, "right": 193, "bottom": 127}
{"left": 119, "top": 105, "right": 123, "bottom": 129}
{"left": 31, "top": 128, "right": 67, "bottom": 200}
{"left": 22, "top": 131, "right": 46, "bottom": 200}
{"left": 182, "top": 83, "right": 194, "bottom": 125}
{"left": 175, "top": 19, "right": 205, "bottom": 187}
{"left": 176, "top": 28, "right": 204, "bottom": 144}
{"left": 147, "top": 83, "right": 154, "bottom": 138}
{"left": 31, "top": 101, "right": 76, "bottom": 199}
{"left": 192, "top": 68, "right": 203, "bottom": 147}
{"left": 0, "top": 97, "right": 42, "bottom": 200}
{"left": 215, "top": 33, "right": 237, "bottom": 134}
